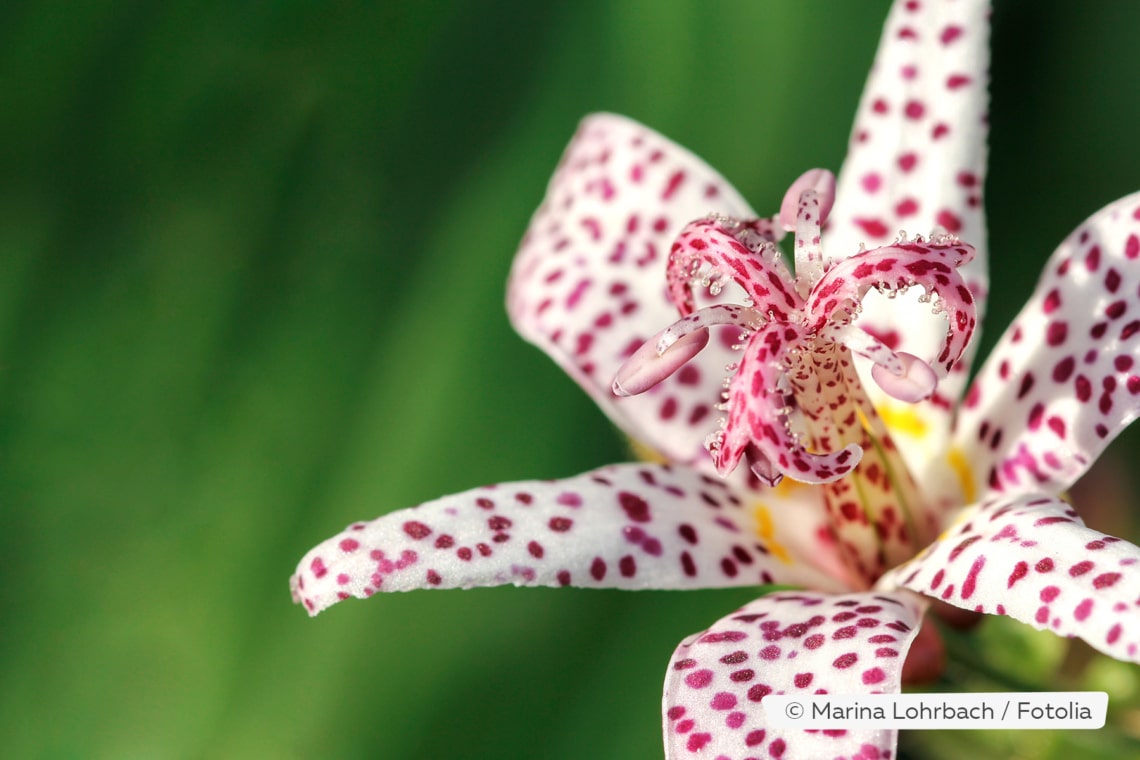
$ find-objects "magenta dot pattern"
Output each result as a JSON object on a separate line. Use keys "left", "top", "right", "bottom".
{"left": 883, "top": 492, "right": 1140, "bottom": 661}
{"left": 955, "top": 192, "right": 1140, "bottom": 497}
{"left": 290, "top": 463, "right": 845, "bottom": 616}
{"left": 650, "top": 211, "right": 976, "bottom": 493}
{"left": 506, "top": 112, "right": 756, "bottom": 473}
{"left": 803, "top": 241, "right": 976, "bottom": 375}
{"left": 625, "top": 190, "right": 977, "bottom": 580}
{"left": 663, "top": 591, "right": 922, "bottom": 760}
{"left": 828, "top": 0, "right": 991, "bottom": 451}
{"left": 717, "top": 320, "right": 862, "bottom": 484}
{"left": 663, "top": 218, "right": 793, "bottom": 322}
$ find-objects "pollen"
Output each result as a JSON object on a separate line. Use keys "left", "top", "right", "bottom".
{"left": 753, "top": 504, "right": 792, "bottom": 564}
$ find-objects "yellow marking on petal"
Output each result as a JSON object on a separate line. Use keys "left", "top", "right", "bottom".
{"left": 947, "top": 446, "right": 976, "bottom": 504}
{"left": 875, "top": 402, "right": 929, "bottom": 438}
{"left": 627, "top": 437, "right": 668, "bottom": 465}
{"left": 753, "top": 503, "right": 792, "bottom": 564}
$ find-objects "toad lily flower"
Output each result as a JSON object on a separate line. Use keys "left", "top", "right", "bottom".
{"left": 291, "top": 0, "right": 1140, "bottom": 757}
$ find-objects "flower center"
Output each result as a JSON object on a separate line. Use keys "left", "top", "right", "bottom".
{"left": 613, "top": 169, "right": 979, "bottom": 583}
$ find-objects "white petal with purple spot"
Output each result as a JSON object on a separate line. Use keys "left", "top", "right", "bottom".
{"left": 952, "top": 192, "right": 1140, "bottom": 498}
{"left": 880, "top": 492, "right": 1140, "bottom": 663}
{"left": 662, "top": 590, "right": 924, "bottom": 760}
{"left": 507, "top": 114, "right": 755, "bottom": 471}
{"left": 828, "top": 0, "right": 991, "bottom": 484}
{"left": 292, "top": 463, "right": 848, "bottom": 616}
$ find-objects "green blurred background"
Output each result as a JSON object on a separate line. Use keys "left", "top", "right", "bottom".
{"left": 2, "top": 1, "right": 1138, "bottom": 758}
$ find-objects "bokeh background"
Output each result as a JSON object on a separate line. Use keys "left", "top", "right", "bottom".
{"left": 2, "top": 1, "right": 1139, "bottom": 758}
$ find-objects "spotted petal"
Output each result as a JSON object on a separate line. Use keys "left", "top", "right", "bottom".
{"left": 951, "top": 192, "right": 1140, "bottom": 499}
{"left": 291, "top": 463, "right": 848, "bottom": 616}
{"left": 662, "top": 590, "right": 924, "bottom": 760}
{"left": 881, "top": 493, "right": 1140, "bottom": 662}
{"left": 508, "top": 113, "right": 755, "bottom": 470}
{"left": 828, "top": 0, "right": 991, "bottom": 481}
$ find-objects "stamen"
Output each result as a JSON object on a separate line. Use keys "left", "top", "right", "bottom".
{"left": 826, "top": 323, "right": 904, "bottom": 375}
{"left": 826, "top": 325, "right": 938, "bottom": 402}
{"left": 612, "top": 329, "right": 709, "bottom": 397}
{"left": 656, "top": 304, "right": 763, "bottom": 353}
{"left": 870, "top": 351, "right": 938, "bottom": 403}
{"left": 612, "top": 305, "right": 762, "bottom": 397}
